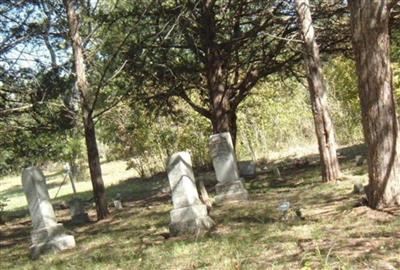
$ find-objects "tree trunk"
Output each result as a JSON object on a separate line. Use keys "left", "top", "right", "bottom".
{"left": 295, "top": 0, "right": 341, "bottom": 182}
{"left": 350, "top": 0, "right": 400, "bottom": 208}
{"left": 64, "top": 0, "right": 109, "bottom": 219}
{"left": 209, "top": 92, "right": 238, "bottom": 147}
{"left": 210, "top": 86, "right": 230, "bottom": 135}
{"left": 229, "top": 110, "right": 238, "bottom": 148}
{"left": 202, "top": 1, "right": 238, "bottom": 147}
{"left": 83, "top": 111, "right": 108, "bottom": 218}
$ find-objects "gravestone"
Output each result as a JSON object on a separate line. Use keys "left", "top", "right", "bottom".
{"left": 355, "top": 155, "right": 365, "bottom": 166}
{"left": 167, "top": 151, "right": 215, "bottom": 236}
{"left": 113, "top": 193, "right": 123, "bottom": 210}
{"left": 113, "top": 200, "right": 123, "bottom": 210}
{"left": 22, "top": 167, "right": 76, "bottom": 259}
{"left": 353, "top": 183, "right": 365, "bottom": 194}
{"left": 238, "top": 160, "right": 256, "bottom": 178}
{"left": 209, "top": 132, "right": 249, "bottom": 204}
{"left": 68, "top": 198, "right": 89, "bottom": 224}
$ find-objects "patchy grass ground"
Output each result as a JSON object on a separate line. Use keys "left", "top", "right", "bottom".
{"left": 0, "top": 145, "right": 399, "bottom": 270}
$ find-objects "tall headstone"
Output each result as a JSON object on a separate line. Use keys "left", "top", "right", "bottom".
{"left": 167, "top": 152, "right": 215, "bottom": 236}
{"left": 209, "top": 132, "right": 249, "bottom": 204}
{"left": 22, "top": 167, "right": 76, "bottom": 259}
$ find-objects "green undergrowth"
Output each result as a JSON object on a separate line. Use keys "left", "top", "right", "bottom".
{"left": 0, "top": 145, "right": 399, "bottom": 270}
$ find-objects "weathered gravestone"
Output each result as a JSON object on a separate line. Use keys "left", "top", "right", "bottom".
{"left": 22, "top": 167, "right": 76, "bottom": 259}
{"left": 68, "top": 198, "right": 90, "bottom": 224}
{"left": 209, "top": 132, "right": 249, "bottom": 204}
{"left": 353, "top": 182, "right": 365, "bottom": 194}
{"left": 113, "top": 200, "right": 123, "bottom": 210}
{"left": 238, "top": 160, "right": 257, "bottom": 178}
{"left": 112, "top": 193, "right": 123, "bottom": 210}
{"left": 167, "top": 151, "right": 215, "bottom": 236}
{"left": 355, "top": 155, "right": 365, "bottom": 166}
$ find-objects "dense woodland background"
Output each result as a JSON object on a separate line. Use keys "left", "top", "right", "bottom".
{"left": 2, "top": 1, "right": 398, "bottom": 174}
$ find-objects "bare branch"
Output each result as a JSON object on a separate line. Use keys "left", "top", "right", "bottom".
{"left": 180, "top": 91, "right": 212, "bottom": 119}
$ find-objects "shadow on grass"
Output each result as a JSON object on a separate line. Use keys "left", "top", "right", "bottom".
{"left": 0, "top": 171, "right": 170, "bottom": 250}
{"left": 229, "top": 215, "right": 276, "bottom": 224}
{"left": 2, "top": 143, "right": 387, "bottom": 270}
{"left": 0, "top": 219, "right": 31, "bottom": 249}
{"left": 255, "top": 143, "right": 367, "bottom": 183}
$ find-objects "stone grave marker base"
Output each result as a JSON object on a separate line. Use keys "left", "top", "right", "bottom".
{"left": 214, "top": 179, "right": 249, "bottom": 204}
{"left": 71, "top": 213, "right": 90, "bottom": 225}
{"left": 68, "top": 198, "right": 90, "bottom": 225}
{"left": 30, "top": 224, "right": 76, "bottom": 259}
{"left": 169, "top": 204, "right": 215, "bottom": 236}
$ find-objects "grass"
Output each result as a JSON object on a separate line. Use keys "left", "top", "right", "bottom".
{"left": 0, "top": 144, "right": 399, "bottom": 270}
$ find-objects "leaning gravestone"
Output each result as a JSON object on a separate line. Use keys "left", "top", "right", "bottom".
{"left": 22, "top": 167, "right": 76, "bottom": 259}
{"left": 209, "top": 132, "right": 249, "bottom": 204}
{"left": 167, "top": 151, "right": 215, "bottom": 236}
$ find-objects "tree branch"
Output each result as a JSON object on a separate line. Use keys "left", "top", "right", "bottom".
{"left": 180, "top": 91, "right": 212, "bottom": 119}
